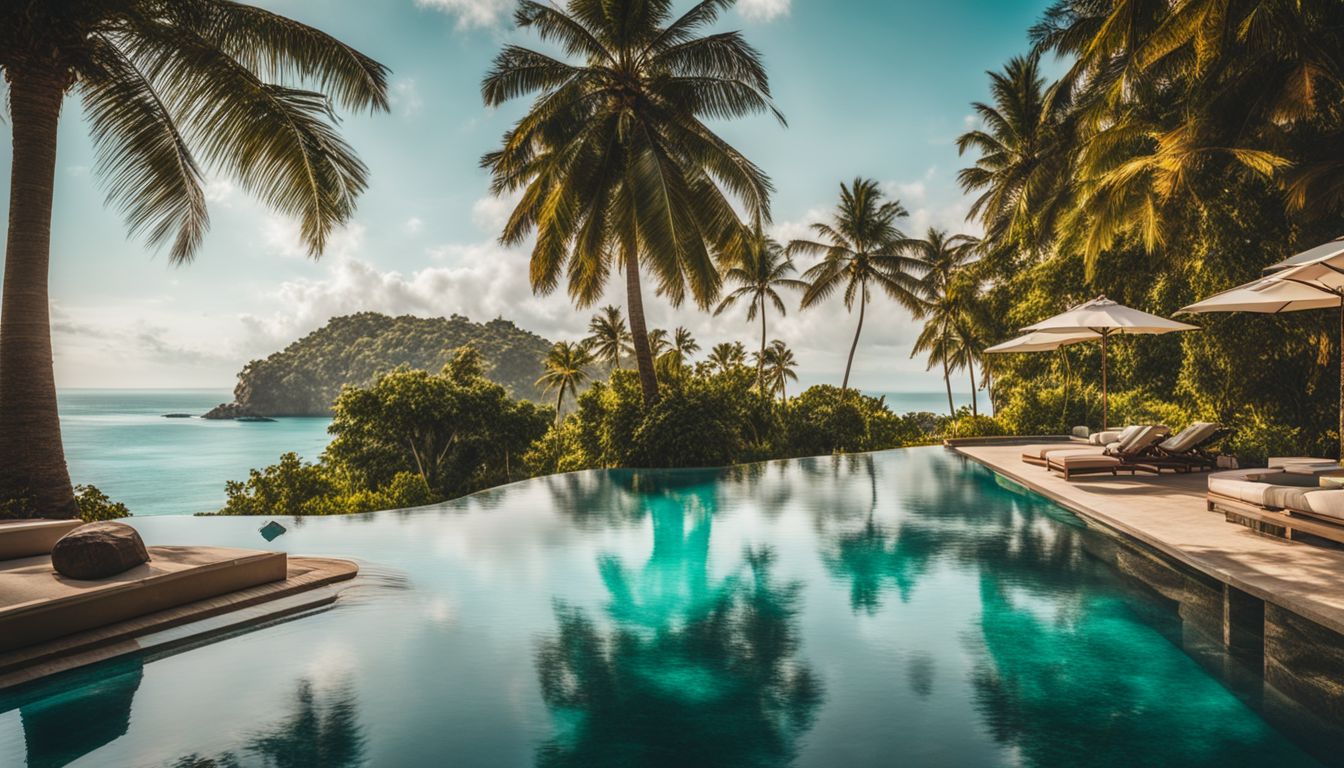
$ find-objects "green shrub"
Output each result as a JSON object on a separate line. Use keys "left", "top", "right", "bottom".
{"left": 943, "top": 413, "right": 1007, "bottom": 439}
{"left": 218, "top": 452, "right": 334, "bottom": 516}
{"left": 73, "top": 485, "right": 132, "bottom": 522}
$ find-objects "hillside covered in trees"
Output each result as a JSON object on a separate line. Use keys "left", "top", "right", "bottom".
{"left": 209, "top": 313, "right": 554, "bottom": 417}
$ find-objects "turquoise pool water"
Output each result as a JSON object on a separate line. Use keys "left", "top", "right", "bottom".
{"left": 1, "top": 448, "right": 1335, "bottom": 766}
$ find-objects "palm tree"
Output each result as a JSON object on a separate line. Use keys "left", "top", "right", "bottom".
{"left": 0, "top": 2, "right": 389, "bottom": 517}
{"left": 669, "top": 327, "right": 700, "bottom": 365}
{"left": 707, "top": 342, "right": 748, "bottom": 374}
{"left": 536, "top": 341, "right": 596, "bottom": 425}
{"left": 909, "top": 229, "right": 978, "bottom": 415}
{"left": 955, "top": 54, "right": 1067, "bottom": 260}
{"left": 586, "top": 305, "right": 632, "bottom": 373}
{"left": 646, "top": 329, "right": 671, "bottom": 359}
{"left": 754, "top": 340, "right": 799, "bottom": 401}
{"left": 788, "top": 178, "right": 922, "bottom": 392}
{"left": 480, "top": 0, "right": 782, "bottom": 406}
{"left": 714, "top": 219, "right": 806, "bottom": 389}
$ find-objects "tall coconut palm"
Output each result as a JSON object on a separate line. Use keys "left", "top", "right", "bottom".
{"left": 754, "top": 339, "right": 798, "bottom": 401}
{"left": 646, "top": 329, "right": 671, "bottom": 359}
{"left": 909, "top": 228, "right": 978, "bottom": 415}
{"left": 586, "top": 305, "right": 632, "bottom": 373}
{"left": 0, "top": 2, "right": 389, "bottom": 517}
{"left": 788, "top": 178, "right": 922, "bottom": 392}
{"left": 480, "top": 0, "right": 782, "bottom": 406}
{"left": 537, "top": 341, "right": 595, "bottom": 425}
{"left": 714, "top": 219, "right": 805, "bottom": 389}
{"left": 955, "top": 54, "right": 1067, "bottom": 260}
{"left": 707, "top": 341, "right": 747, "bottom": 374}
{"left": 669, "top": 327, "right": 700, "bottom": 364}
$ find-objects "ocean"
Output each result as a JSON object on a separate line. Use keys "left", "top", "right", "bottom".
{"left": 55, "top": 388, "right": 982, "bottom": 517}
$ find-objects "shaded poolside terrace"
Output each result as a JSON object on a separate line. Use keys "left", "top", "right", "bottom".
{"left": 948, "top": 439, "right": 1344, "bottom": 638}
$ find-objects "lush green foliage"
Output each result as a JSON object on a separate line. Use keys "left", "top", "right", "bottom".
{"left": 957, "top": 0, "right": 1344, "bottom": 463}
{"left": 526, "top": 369, "right": 950, "bottom": 476}
{"left": 226, "top": 313, "right": 554, "bottom": 416}
{"left": 214, "top": 348, "right": 550, "bottom": 515}
{"left": 480, "top": 0, "right": 781, "bottom": 403}
{"left": 74, "top": 485, "right": 132, "bottom": 522}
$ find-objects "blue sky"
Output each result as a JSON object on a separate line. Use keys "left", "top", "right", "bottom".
{"left": 0, "top": 0, "right": 1053, "bottom": 390}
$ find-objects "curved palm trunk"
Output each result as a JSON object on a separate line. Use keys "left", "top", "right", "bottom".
{"left": 757, "top": 299, "right": 767, "bottom": 390}
{"left": 968, "top": 363, "right": 978, "bottom": 417}
{"left": 841, "top": 287, "right": 866, "bottom": 392}
{"left": 624, "top": 246, "right": 658, "bottom": 405}
{"left": 554, "top": 387, "right": 565, "bottom": 426}
{"left": 0, "top": 68, "right": 77, "bottom": 519}
{"left": 942, "top": 356, "right": 954, "bottom": 415}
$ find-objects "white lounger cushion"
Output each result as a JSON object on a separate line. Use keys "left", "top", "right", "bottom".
{"left": 1051, "top": 454, "right": 1123, "bottom": 470}
{"left": 1090, "top": 425, "right": 1141, "bottom": 446}
{"left": 1158, "top": 422, "right": 1219, "bottom": 454}
{"left": 1023, "top": 445, "right": 1102, "bottom": 460}
{"left": 1111, "top": 425, "right": 1168, "bottom": 456}
{"left": 1304, "top": 490, "right": 1344, "bottom": 521}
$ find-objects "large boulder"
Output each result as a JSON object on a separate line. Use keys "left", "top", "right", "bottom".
{"left": 51, "top": 522, "right": 150, "bottom": 580}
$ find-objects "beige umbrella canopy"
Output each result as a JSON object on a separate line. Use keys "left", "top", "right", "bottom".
{"left": 984, "top": 329, "right": 1100, "bottom": 353}
{"left": 994, "top": 296, "right": 1197, "bottom": 428}
{"left": 1180, "top": 237, "right": 1344, "bottom": 456}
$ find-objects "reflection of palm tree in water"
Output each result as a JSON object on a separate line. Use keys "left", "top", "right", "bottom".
{"left": 822, "top": 454, "right": 939, "bottom": 612}
{"left": 535, "top": 479, "right": 822, "bottom": 768}
{"left": 168, "top": 677, "right": 365, "bottom": 768}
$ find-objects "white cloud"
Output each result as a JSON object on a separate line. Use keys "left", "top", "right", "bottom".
{"left": 204, "top": 177, "right": 236, "bottom": 205}
{"left": 738, "top": 0, "right": 791, "bottom": 22}
{"left": 415, "top": 0, "right": 513, "bottom": 28}
{"left": 262, "top": 217, "right": 366, "bottom": 260}
{"left": 404, "top": 216, "right": 425, "bottom": 235}
{"left": 470, "top": 190, "right": 522, "bottom": 234}
{"left": 391, "top": 79, "right": 424, "bottom": 116}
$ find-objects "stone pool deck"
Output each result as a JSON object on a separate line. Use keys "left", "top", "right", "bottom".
{"left": 949, "top": 440, "right": 1344, "bottom": 637}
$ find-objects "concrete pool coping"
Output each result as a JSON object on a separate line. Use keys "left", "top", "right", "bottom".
{"left": 0, "top": 555, "right": 358, "bottom": 691}
{"left": 947, "top": 439, "right": 1344, "bottom": 637}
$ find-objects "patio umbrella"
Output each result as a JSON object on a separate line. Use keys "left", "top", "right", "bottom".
{"left": 1180, "top": 237, "right": 1344, "bottom": 456}
{"left": 984, "top": 329, "right": 1100, "bottom": 353}
{"left": 1009, "top": 296, "right": 1198, "bottom": 428}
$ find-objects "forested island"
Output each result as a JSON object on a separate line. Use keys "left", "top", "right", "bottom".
{"left": 205, "top": 313, "right": 553, "bottom": 418}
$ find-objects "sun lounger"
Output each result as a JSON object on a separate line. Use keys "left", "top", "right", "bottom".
{"left": 1143, "top": 422, "right": 1229, "bottom": 472}
{"left": 1207, "top": 468, "right": 1344, "bottom": 546}
{"left": 1020, "top": 425, "right": 1143, "bottom": 467}
{"left": 1047, "top": 425, "right": 1170, "bottom": 479}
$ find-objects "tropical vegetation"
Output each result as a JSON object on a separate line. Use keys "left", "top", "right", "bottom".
{"left": 0, "top": 0, "right": 388, "bottom": 517}
{"left": 217, "top": 313, "right": 554, "bottom": 417}
{"left": 479, "top": 0, "right": 782, "bottom": 406}
{"left": 788, "top": 179, "right": 924, "bottom": 391}
{"left": 215, "top": 348, "right": 550, "bottom": 515}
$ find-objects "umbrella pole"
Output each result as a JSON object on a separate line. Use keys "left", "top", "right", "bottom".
{"left": 1101, "top": 331, "right": 1109, "bottom": 430}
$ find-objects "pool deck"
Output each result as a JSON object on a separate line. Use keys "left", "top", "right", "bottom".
{"left": 949, "top": 440, "right": 1344, "bottom": 637}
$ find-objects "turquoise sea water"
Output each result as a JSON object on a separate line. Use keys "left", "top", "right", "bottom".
{"left": 1, "top": 448, "right": 1335, "bottom": 767}
{"left": 56, "top": 389, "right": 976, "bottom": 518}
{"left": 58, "top": 390, "right": 332, "bottom": 517}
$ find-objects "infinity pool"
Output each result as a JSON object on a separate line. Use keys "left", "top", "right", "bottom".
{"left": 1, "top": 448, "right": 1337, "bottom": 766}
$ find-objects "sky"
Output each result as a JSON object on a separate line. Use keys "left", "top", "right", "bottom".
{"left": 0, "top": 0, "right": 1055, "bottom": 392}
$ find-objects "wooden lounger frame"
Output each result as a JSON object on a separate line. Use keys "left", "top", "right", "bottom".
{"left": 1207, "top": 491, "right": 1344, "bottom": 547}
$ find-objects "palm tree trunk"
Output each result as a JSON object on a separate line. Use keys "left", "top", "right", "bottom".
{"left": 841, "top": 287, "right": 866, "bottom": 392}
{"left": 624, "top": 245, "right": 658, "bottom": 405}
{"left": 554, "top": 388, "right": 565, "bottom": 426}
{"left": 968, "top": 363, "right": 978, "bottom": 417}
{"left": 0, "top": 67, "right": 77, "bottom": 519}
{"left": 758, "top": 299, "right": 767, "bottom": 390}
{"left": 946, "top": 357, "right": 956, "bottom": 416}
